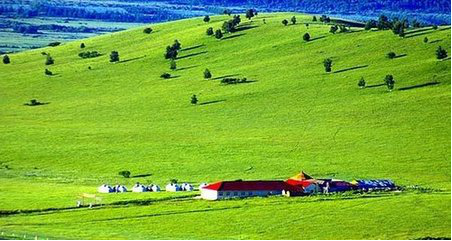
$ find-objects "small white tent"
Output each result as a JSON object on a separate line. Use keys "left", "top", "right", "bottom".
{"left": 148, "top": 184, "right": 161, "bottom": 192}
{"left": 114, "top": 185, "right": 128, "bottom": 193}
{"left": 132, "top": 183, "right": 147, "bottom": 193}
{"left": 182, "top": 183, "right": 194, "bottom": 191}
{"left": 98, "top": 184, "right": 113, "bottom": 193}
{"left": 166, "top": 183, "right": 181, "bottom": 192}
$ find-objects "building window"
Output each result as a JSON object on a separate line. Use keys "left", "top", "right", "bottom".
{"left": 241, "top": 192, "right": 245, "bottom": 196}
{"left": 226, "top": 192, "right": 230, "bottom": 196}
{"left": 219, "top": 192, "right": 223, "bottom": 196}
{"left": 233, "top": 192, "right": 238, "bottom": 196}
{"left": 248, "top": 192, "right": 253, "bottom": 195}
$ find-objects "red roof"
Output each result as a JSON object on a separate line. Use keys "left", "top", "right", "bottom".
{"left": 203, "top": 180, "right": 303, "bottom": 192}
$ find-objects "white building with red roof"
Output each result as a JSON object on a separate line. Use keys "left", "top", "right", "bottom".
{"left": 200, "top": 180, "right": 303, "bottom": 200}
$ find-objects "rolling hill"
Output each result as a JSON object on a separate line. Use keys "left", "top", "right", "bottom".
{"left": 0, "top": 13, "right": 450, "bottom": 239}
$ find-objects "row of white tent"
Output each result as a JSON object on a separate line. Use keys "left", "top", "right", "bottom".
{"left": 98, "top": 183, "right": 208, "bottom": 193}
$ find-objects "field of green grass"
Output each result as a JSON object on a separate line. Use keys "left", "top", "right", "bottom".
{"left": 0, "top": 13, "right": 450, "bottom": 239}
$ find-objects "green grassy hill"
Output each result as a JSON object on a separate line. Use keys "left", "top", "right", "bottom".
{"left": 0, "top": 13, "right": 450, "bottom": 239}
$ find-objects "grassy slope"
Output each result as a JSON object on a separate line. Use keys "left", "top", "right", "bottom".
{"left": 0, "top": 13, "right": 450, "bottom": 239}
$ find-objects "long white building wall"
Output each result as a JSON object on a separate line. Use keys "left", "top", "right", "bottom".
{"left": 201, "top": 189, "right": 283, "bottom": 200}
{"left": 201, "top": 188, "right": 219, "bottom": 200}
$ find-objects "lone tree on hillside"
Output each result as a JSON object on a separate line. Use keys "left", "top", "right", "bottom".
{"left": 110, "top": 51, "right": 119, "bottom": 62}
{"left": 384, "top": 74, "right": 395, "bottom": 91}
{"left": 303, "top": 33, "right": 311, "bottom": 42}
{"left": 387, "top": 52, "right": 396, "bottom": 59}
{"left": 358, "top": 77, "right": 366, "bottom": 88}
{"left": 206, "top": 27, "right": 214, "bottom": 36}
{"left": 423, "top": 37, "right": 429, "bottom": 43}
{"left": 312, "top": 16, "right": 317, "bottom": 21}
{"left": 170, "top": 59, "right": 177, "bottom": 70}
{"left": 245, "top": 9, "right": 255, "bottom": 20}
{"left": 191, "top": 94, "right": 198, "bottom": 105}
{"left": 215, "top": 29, "right": 223, "bottom": 39}
{"left": 203, "top": 15, "right": 210, "bottom": 23}
{"left": 143, "top": 27, "right": 153, "bottom": 34}
{"left": 164, "top": 41, "right": 181, "bottom": 60}
{"left": 222, "top": 20, "right": 236, "bottom": 33}
{"left": 160, "top": 73, "right": 172, "bottom": 79}
{"left": 118, "top": 170, "right": 131, "bottom": 178}
{"left": 204, "top": 69, "right": 212, "bottom": 79}
{"left": 25, "top": 99, "right": 44, "bottom": 106}
{"left": 436, "top": 46, "right": 448, "bottom": 59}
{"left": 329, "top": 25, "right": 338, "bottom": 34}
{"left": 45, "top": 55, "right": 54, "bottom": 65}
{"left": 305, "top": 23, "right": 310, "bottom": 28}
{"left": 3, "top": 55, "right": 10, "bottom": 64}
{"left": 291, "top": 16, "right": 297, "bottom": 25}
{"left": 45, "top": 68, "right": 53, "bottom": 76}
{"left": 323, "top": 58, "right": 333, "bottom": 73}
{"left": 80, "top": 43, "right": 85, "bottom": 48}
{"left": 282, "top": 19, "right": 289, "bottom": 26}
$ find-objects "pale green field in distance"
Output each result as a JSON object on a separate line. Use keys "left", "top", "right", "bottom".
{"left": 0, "top": 13, "right": 450, "bottom": 239}
{"left": 0, "top": 17, "right": 143, "bottom": 53}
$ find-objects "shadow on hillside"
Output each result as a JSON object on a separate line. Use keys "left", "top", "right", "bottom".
{"left": 394, "top": 54, "right": 407, "bottom": 59}
{"left": 235, "top": 25, "right": 258, "bottom": 32}
{"left": 211, "top": 74, "right": 240, "bottom": 80}
{"left": 344, "top": 29, "right": 365, "bottom": 34}
{"left": 429, "top": 39, "right": 443, "bottom": 44}
{"left": 199, "top": 100, "right": 226, "bottom": 106}
{"left": 166, "top": 75, "right": 180, "bottom": 79}
{"left": 366, "top": 83, "right": 385, "bottom": 88}
{"left": 220, "top": 79, "right": 257, "bottom": 85}
{"left": 404, "top": 30, "right": 434, "bottom": 39}
{"left": 118, "top": 55, "right": 146, "bottom": 64}
{"left": 177, "top": 65, "right": 199, "bottom": 71}
{"left": 334, "top": 65, "right": 368, "bottom": 74}
{"left": 405, "top": 27, "right": 433, "bottom": 35}
{"left": 176, "top": 51, "right": 207, "bottom": 60}
{"left": 132, "top": 173, "right": 152, "bottom": 178}
{"left": 398, "top": 82, "right": 440, "bottom": 91}
{"left": 221, "top": 33, "right": 246, "bottom": 40}
{"left": 310, "top": 36, "right": 326, "bottom": 42}
{"left": 181, "top": 44, "right": 205, "bottom": 52}
{"left": 24, "top": 102, "right": 50, "bottom": 107}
